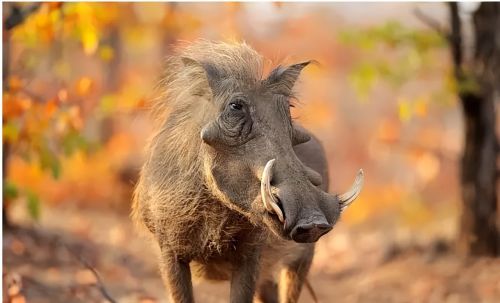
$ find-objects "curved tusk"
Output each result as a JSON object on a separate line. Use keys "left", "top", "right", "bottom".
{"left": 338, "top": 169, "right": 364, "bottom": 212}
{"left": 261, "top": 159, "right": 276, "bottom": 213}
{"left": 261, "top": 159, "right": 284, "bottom": 222}
{"left": 268, "top": 199, "right": 284, "bottom": 223}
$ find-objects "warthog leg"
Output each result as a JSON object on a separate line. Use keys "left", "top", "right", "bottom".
{"left": 257, "top": 280, "right": 278, "bottom": 303}
{"left": 278, "top": 245, "right": 315, "bottom": 303}
{"left": 256, "top": 244, "right": 315, "bottom": 303}
{"left": 230, "top": 244, "right": 262, "bottom": 303}
{"left": 159, "top": 249, "right": 194, "bottom": 303}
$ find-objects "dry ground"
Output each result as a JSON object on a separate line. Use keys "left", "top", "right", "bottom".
{"left": 3, "top": 206, "right": 500, "bottom": 303}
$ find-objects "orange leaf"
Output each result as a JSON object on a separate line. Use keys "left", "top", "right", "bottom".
{"left": 45, "top": 98, "right": 58, "bottom": 119}
{"left": 48, "top": 2, "right": 63, "bottom": 11}
{"left": 8, "top": 76, "right": 23, "bottom": 93}
{"left": 3, "top": 94, "right": 32, "bottom": 119}
{"left": 75, "top": 77, "right": 93, "bottom": 96}
{"left": 10, "top": 295, "right": 26, "bottom": 303}
{"left": 135, "top": 97, "right": 146, "bottom": 109}
{"left": 377, "top": 119, "right": 400, "bottom": 143}
{"left": 413, "top": 97, "right": 428, "bottom": 118}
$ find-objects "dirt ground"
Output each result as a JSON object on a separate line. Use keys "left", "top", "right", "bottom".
{"left": 3, "top": 206, "right": 500, "bottom": 303}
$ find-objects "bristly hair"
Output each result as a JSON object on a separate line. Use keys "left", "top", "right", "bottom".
{"left": 150, "top": 40, "right": 264, "bottom": 126}
{"left": 132, "top": 40, "right": 313, "bottom": 257}
{"left": 132, "top": 40, "right": 269, "bottom": 255}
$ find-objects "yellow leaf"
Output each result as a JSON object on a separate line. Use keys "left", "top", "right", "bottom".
{"left": 3, "top": 123, "right": 20, "bottom": 143}
{"left": 81, "top": 27, "right": 98, "bottom": 55}
{"left": 34, "top": 9, "right": 50, "bottom": 27}
{"left": 397, "top": 97, "right": 412, "bottom": 122}
{"left": 99, "top": 45, "right": 114, "bottom": 62}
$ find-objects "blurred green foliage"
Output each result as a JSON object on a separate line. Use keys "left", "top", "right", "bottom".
{"left": 340, "top": 21, "right": 449, "bottom": 106}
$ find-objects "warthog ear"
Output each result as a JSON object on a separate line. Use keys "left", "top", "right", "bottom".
{"left": 181, "top": 57, "right": 214, "bottom": 98}
{"left": 265, "top": 60, "right": 316, "bottom": 96}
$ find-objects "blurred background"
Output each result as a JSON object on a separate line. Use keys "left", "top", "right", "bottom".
{"left": 3, "top": 2, "right": 499, "bottom": 303}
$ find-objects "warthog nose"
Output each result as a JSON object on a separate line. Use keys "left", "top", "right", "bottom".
{"left": 291, "top": 222, "right": 332, "bottom": 243}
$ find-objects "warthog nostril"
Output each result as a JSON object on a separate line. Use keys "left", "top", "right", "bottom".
{"left": 290, "top": 222, "right": 332, "bottom": 243}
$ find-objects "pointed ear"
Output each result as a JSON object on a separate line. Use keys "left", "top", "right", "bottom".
{"left": 181, "top": 57, "right": 214, "bottom": 98}
{"left": 265, "top": 61, "right": 315, "bottom": 95}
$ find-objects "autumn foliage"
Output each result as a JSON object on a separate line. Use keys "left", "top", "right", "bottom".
{"left": 3, "top": 2, "right": 463, "bottom": 227}
{"left": 4, "top": 3, "right": 499, "bottom": 302}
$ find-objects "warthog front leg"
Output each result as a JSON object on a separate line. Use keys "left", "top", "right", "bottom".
{"left": 257, "top": 280, "right": 278, "bottom": 303}
{"left": 159, "top": 249, "right": 194, "bottom": 303}
{"left": 230, "top": 247, "right": 262, "bottom": 303}
{"left": 278, "top": 245, "right": 314, "bottom": 303}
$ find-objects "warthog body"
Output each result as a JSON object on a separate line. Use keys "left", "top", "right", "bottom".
{"left": 132, "top": 41, "right": 362, "bottom": 303}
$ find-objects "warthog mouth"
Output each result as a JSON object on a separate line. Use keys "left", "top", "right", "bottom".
{"left": 259, "top": 158, "right": 364, "bottom": 241}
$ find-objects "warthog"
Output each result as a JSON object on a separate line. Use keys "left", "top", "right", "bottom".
{"left": 132, "top": 40, "right": 363, "bottom": 303}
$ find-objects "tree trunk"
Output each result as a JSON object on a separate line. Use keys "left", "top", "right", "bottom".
{"left": 450, "top": 3, "right": 500, "bottom": 256}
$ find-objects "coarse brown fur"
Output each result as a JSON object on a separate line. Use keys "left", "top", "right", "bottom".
{"left": 132, "top": 41, "right": 266, "bottom": 257}
{"left": 132, "top": 40, "right": 336, "bottom": 303}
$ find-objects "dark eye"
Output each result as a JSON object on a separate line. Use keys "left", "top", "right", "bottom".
{"left": 229, "top": 102, "right": 243, "bottom": 111}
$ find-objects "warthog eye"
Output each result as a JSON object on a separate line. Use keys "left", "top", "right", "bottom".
{"left": 229, "top": 102, "right": 243, "bottom": 111}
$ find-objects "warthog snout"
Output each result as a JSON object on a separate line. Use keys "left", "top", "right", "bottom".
{"left": 260, "top": 158, "right": 364, "bottom": 242}
{"left": 291, "top": 219, "right": 332, "bottom": 243}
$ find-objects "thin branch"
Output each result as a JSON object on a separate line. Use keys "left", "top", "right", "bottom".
{"left": 21, "top": 224, "right": 118, "bottom": 303}
{"left": 414, "top": 5, "right": 467, "bottom": 87}
{"left": 449, "top": 3, "right": 463, "bottom": 78}
{"left": 4, "top": 3, "right": 42, "bottom": 30}
{"left": 65, "top": 245, "right": 118, "bottom": 303}
{"left": 304, "top": 278, "right": 318, "bottom": 303}
{"left": 413, "top": 7, "right": 449, "bottom": 40}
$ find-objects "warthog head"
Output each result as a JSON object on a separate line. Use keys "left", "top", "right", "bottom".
{"left": 162, "top": 42, "right": 363, "bottom": 243}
